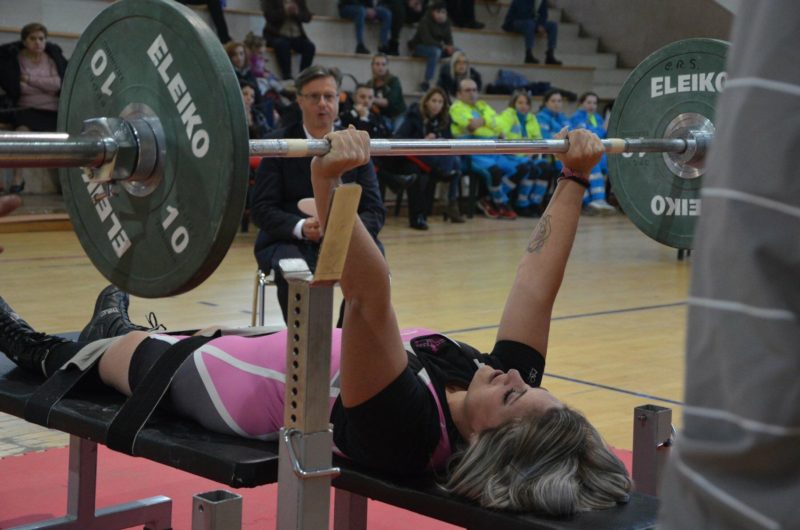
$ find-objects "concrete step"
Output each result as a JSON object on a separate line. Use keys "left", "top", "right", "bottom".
{"left": 299, "top": 0, "right": 564, "bottom": 30}
{"left": 594, "top": 84, "right": 623, "bottom": 101}
{"left": 4, "top": 1, "right": 599, "bottom": 68}
{"left": 5, "top": 25, "right": 593, "bottom": 95}
{"left": 593, "top": 68, "right": 632, "bottom": 85}
{"left": 278, "top": 50, "right": 594, "bottom": 93}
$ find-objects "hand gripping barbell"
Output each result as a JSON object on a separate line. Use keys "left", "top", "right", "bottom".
{"left": 0, "top": 0, "right": 728, "bottom": 297}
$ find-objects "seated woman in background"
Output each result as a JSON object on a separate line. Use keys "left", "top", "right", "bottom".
{"left": 569, "top": 91, "right": 615, "bottom": 215}
{"left": 436, "top": 50, "right": 481, "bottom": 98}
{"left": 0, "top": 128, "right": 631, "bottom": 516}
{"left": 0, "top": 23, "right": 67, "bottom": 194}
{"left": 497, "top": 90, "right": 560, "bottom": 217}
{"left": 395, "top": 86, "right": 465, "bottom": 223}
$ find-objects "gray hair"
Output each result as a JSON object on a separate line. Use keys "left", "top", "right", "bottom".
{"left": 443, "top": 406, "right": 632, "bottom": 515}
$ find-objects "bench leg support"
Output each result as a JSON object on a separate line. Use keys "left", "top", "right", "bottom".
{"left": 11, "top": 435, "right": 172, "bottom": 530}
{"left": 333, "top": 489, "right": 367, "bottom": 530}
{"left": 632, "top": 404, "right": 673, "bottom": 497}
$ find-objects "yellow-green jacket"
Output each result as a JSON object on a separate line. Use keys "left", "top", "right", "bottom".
{"left": 450, "top": 99, "right": 499, "bottom": 138}
{"left": 496, "top": 107, "right": 543, "bottom": 140}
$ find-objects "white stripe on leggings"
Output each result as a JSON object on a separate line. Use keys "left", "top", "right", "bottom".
{"left": 672, "top": 449, "right": 781, "bottom": 530}
{"left": 724, "top": 77, "right": 800, "bottom": 97}
{"left": 684, "top": 405, "right": 800, "bottom": 436}
{"left": 689, "top": 297, "right": 796, "bottom": 321}
{"left": 702, "top": 187, "right": 800, "bottom": 220}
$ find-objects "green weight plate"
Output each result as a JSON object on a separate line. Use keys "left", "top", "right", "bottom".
{"left": 58, "top": 0, "right": 249, "bottom": 298}
{"left": 608, "top": 38, "right": 729, "bottom": 249}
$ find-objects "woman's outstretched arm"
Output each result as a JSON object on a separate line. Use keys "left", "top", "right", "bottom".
{"left": 310, "top": 128, "right": 407, "bottom": 407}
{"left": 496, "top": 128, "right": 604, "bottom": 357}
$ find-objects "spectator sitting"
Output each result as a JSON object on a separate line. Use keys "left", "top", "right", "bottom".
{"left": 395, "top": 86, "right": 465, "bottom": 223}
{"left": 375, "top": 0, "right": 413, "bottom": 55}
{"left": 242, "top": 81, "right": 271, "bottom": 140}
{"left": 260, "top": 0, "right": 315, "bottom": 80}
{"left": 338, "top": 84, "right": 391, "bottom": 139}
{"left": 338, "top": 0, "right": 392, "bottom": 55}
{"left": 502, "top": 0, "right": 562, "bottom": 65}
{"left": 445, "top": 0, "right": 484, "bottom": 29}
{"left": 0, "top": 23, "right": 67, "bottom": 194}
{"left": 536, "top": 89, "right": 570, "bottom": 140}
{"left": 408, "top": 2, "right": 455, "bottom": 92}
{"left": 177, "top": 0, "right": 232, "bottom": 43}
{"left": 497, "top": 90, "right": 559, "bottom": 217}
{"left": 244, "top": 32, "right": 295, "bottom": 127}
{"left": 535, "top": 89, "right": 570, "bottom": 198}
{"left": 251, "top": 65, "right": 385, "bottom": 324}
{"left": 570, "top": 91, "right": 615, "bottom": 215}
{"left": 366, "top": 53, "right": 407, "bottom": 131}
{"left": 225, "top": 41, "right": 260, "bottom": 97}
{"left": 450, "top": 79, "right": 530, "bottom": 220}
{"left": 436, "top": 51, "right": 481, "bottom": 98}
{"left": 340, "top": 84, "right": 431, "bottom": 231}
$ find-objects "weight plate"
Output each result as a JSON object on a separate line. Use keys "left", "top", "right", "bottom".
{"left": 608, "top": 38, "right": 729, "bottom": 249}
{"left": 58, "top": 0, "right": 249, "bottom": 297}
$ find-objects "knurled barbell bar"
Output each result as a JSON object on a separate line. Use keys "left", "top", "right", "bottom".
{"left": 0, "top": 0, "right": 728, "bottom": 298}
{"left": 0, "top": 129, "right": 704, "bottom": 167}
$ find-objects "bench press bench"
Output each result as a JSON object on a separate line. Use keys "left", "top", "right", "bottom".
{"left": 0, "top": 353, "right": 660, "bottom": 530}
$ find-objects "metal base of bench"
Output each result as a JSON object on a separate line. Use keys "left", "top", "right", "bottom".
{"left": 10, "top": 435, "right": 172, "bottom": 530}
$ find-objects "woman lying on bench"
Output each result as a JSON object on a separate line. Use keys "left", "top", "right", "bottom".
{"left": 0, "top": 127, "right": 631, "bottom": 516}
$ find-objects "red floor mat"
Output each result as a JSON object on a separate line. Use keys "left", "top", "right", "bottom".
{"left": 0, "top": 444, "right": 632, "bottom": 529}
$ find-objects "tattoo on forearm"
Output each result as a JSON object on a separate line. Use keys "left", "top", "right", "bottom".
{"left": 527, "top": 214, "right": 552, "bottom": 254}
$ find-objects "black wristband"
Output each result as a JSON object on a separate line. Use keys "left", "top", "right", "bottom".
{"left": 557, "top": 174, "right": 590, "bottom": 188}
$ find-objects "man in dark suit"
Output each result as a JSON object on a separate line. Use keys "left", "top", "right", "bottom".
{"left": 251, "top": 65, "right": 386, "bottom": 324}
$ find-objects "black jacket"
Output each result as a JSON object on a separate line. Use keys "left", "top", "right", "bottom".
{"left": 0, "top": 41, "right": 68, "bottom": 104}
{"left": 436, "top": 64, "right": 482, "bottom": 97}
{"left": 251, "top": 121, "right": 386, "bottom": 263}
{"left": 261, "top": 0, "right": 313, "bottom": 41}
{"left": 503, "top": 0, "right": 548, "bottom": 32}
{"left": 394, "top": 102, "right": 452, "bottom": 140}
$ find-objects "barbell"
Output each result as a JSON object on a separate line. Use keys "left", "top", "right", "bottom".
{"left": 0, "top": 0, "right": 728, "bottom": 298}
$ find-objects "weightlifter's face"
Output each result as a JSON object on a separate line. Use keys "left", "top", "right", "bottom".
{"left": 464, "top": 364, "right": 563, "bottom": 435}
{"left": 298, "top": 76, "right": 339, "bottom": 135}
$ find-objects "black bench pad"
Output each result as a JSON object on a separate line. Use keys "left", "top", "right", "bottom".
{"left": 0, "top": 355, "right": 658, "bottom": 529}
{"left": 333, "top": 459, "right": 658, "bottom": 530}
{"left": 0, "top": 355, "right": 279, "bottom": 488}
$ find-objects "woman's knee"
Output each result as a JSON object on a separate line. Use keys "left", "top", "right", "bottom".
{"left": 98, "top": 330, "right": 151, "bottom": 395}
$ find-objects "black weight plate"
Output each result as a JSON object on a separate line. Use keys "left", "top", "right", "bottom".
{"left": 58, "top": 0, "right": 249, "bottom": 297}
{"left": 608, "top": 38, "right": 729, "bottom": 249}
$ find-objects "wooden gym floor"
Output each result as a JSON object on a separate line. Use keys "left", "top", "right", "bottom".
{"left": 0, "top": 210, "right": 689, "bottom": 457}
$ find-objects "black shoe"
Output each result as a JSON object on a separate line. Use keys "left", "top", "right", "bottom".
{"left": 0, "top": 296, "right": 70, "bottom": 376}
{"left": 409, "top": 214, "right": 429, "bottom": 230}
{"left": 515, "top": 206, "right": 541, "bottom": 218}
{"left": 464, "top": 20, "right": 485, "bottom": 29}
{"left": 78, "top": 286, "right": 160, "bottom": 342}
{"left": 525, "top": 52, "right": 539, "bottom": 64}
{"left": 8, "top": 180, "right": 25, "bottom": 194}
{"left": 545, "top": 51, "right": 562, "bottom": 66}
{"left": 355, "top": 43, "right": 371, "bottom": 55}
{"left": 419, "top": 81, "right": 430, "bottom": 92}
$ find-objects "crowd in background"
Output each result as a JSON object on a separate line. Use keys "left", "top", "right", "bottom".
{"left": 0, "top": 0, "right": 617, "bottom": 230}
